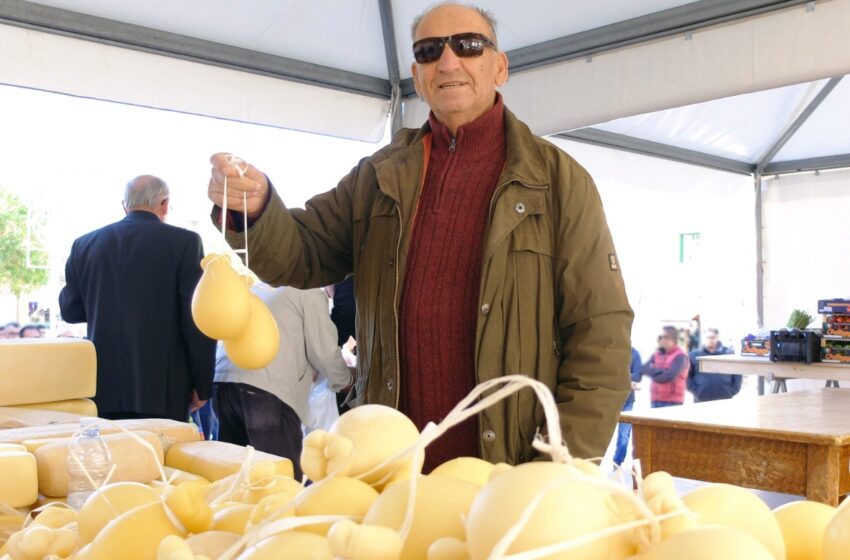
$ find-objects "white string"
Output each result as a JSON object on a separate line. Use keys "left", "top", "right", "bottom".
{"left": 221, "top": 154, "right": 250, "bottom": 269}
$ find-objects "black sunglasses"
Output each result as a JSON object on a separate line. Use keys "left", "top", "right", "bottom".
{"left": 413, "top": 32, "right": 497, "bottom": 64}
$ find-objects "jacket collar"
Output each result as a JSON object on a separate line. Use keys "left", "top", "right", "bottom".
{"left": 373, "top": 99, "right": 551, "bottom": 202}
{"left": 124, "top": 210, "right": 160, "bottom": 222}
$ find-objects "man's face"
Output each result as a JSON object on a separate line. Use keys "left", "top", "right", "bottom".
{"left": 411, "top": 5, "right": 508, "bottom": 132}
{"left": 704, "top": 332, "right": 719, "bottom": 351}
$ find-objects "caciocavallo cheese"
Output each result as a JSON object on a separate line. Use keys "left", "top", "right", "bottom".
{"left": 12, "top": 399, "right": 98, "bottom": 417}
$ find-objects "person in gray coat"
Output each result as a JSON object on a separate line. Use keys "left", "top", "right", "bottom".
{"left": 213, "top": 283, "right": 352, "bottom": 480}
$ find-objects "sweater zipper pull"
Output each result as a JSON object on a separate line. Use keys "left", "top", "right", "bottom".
{"left": 449, "top": 137, "right": 456, "bottom": 152}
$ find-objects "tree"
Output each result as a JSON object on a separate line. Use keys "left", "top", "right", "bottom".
{"left": 0, "top": 188, "right": 49, "bottom": 311}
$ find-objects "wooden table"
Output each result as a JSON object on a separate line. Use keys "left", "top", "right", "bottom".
{"left": 621, "top": 388, "right": 850, "bottom": 505}
{"left": 698, "top": 355, "right": 850, "bottom": 393}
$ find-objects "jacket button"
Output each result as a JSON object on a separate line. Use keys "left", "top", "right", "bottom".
{"left": 386, "top": 379, "right": 394, "bottom": 391}
{"left": 482, "top": 429, "right": 496, "bottom": 443}
{"left": 514, "top": 202, "right": 526, "bottom": 214}
{"left": 480, "top": 303, "right": 490, "bottom": 316}
{"left": 389, "top": 258, "right": 394, "bottom": 268}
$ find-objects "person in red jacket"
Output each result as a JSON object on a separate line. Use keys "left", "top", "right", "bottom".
{"left": 640, "top": 325, "right": 689, "bottom": 408}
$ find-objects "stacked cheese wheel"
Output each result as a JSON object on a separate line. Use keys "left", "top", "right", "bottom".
{"left": 2, "top": 403, "right": 849, "bottom": 560}
{"left": 191, "top": 253, "right": 279, "bottom": 370}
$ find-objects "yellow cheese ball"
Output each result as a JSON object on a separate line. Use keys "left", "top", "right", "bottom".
{"left": 191, "top": 254, "right": 252, "bottom": 340}
{"left": 823, "top": 494, "right": 850, "bottom": 559}
{"left": 430, "top": 457, "right": 494, "bottom": 487}
{"left": 773, "top": 500, "right": 835, "bottom": 560}
{"left": 295, "top": 476, "right": 380, "bottom": 535}
{"left": 77, "top": 482, "right": 159, "bottom": 544}
{"left": 212, "top": 502, "right": 254, "bottom": 535}
{"left": 465, "top": 462, "right": 621, "bottom": 560}
{"left": 75, "top": 500, "right": 185, "bottom": 560}
{"left": 682, "top": 483, "right": 785, "bottom": 560}
{"left": 234, "top": 530, "right": 332, "bottom": 560}
{"left": 636, "top": 525, "right": 775, "bottom": 560}
{"left": 301, "top": 404, "right": 419, "bottom": 488}
{"left": 364, "top": 474, "right": 480, "bottom": 560}
{"left": 223, "top": 292, "right": 280, "bottom": 370}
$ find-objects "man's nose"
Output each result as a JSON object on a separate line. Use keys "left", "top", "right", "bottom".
{"left": 435, "top": 44, "right": 463, "bottom": 71}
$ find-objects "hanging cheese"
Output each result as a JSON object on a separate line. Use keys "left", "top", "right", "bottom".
{"left": 0, "top": 418, "right": 201, "bottom": 454}
{"left": 0, "top": 406, "right": 84, "bottom": 430}
{"left": 77, "top": 482, "right": 160, "bottom": 544}
{"left": 35, "top": 431, "right": 165, "bottom": 497}
{"left": 12, "top": 399, "right": 97, "bottom": 417}
{"left": 0, "top": 339, "right": 96, "bottom": 406}
{"left": 222, "top": 292, "right": 280, "bottom": 370}
{"left": 165, "top": 440, "right": 293, "bottom": 482}
{"left": 0, "top": 450, "right": 38, "bottom": 508}
{"left": 191, "top": 253, "right": 252, "bottom": 340}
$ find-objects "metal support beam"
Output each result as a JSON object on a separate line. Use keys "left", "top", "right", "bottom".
{"left": 754, "top": 171, "right": 765, "bottom": 330}
{"left": 378, "top": 0, "right": 403, "bottom": 134}
{"left": 0, "top": 0, "right": 390, "bottom": 98}
{"left": 401, "top": 0, "right": 809, "bottom": 96}
{"left": 764, "top": 154, "right": 850, "bottom": 175}
{"left": 757, "top": 76, "right": 843, "bottom": 169}
{"left": 555, "top": 129, "right": 754, "bottom": 175}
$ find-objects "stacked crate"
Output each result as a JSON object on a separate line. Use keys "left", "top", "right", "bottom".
{"left": 819, "top": 299, "right": 850, "bottom": 363}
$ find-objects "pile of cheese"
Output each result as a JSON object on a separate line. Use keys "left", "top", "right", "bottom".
{"left": 1, "top": 402, "right": 848, "bottom": 560}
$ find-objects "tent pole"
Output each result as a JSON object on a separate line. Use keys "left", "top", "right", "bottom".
{"left": 754, "top": 169, "right": 765, "bottom": 396}
{"left": 755, "top": 170, "right": 764, "bottom": 330}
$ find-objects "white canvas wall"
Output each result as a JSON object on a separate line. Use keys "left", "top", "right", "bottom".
{"left": 550, "top": 138, "right": 756, "bottom": 361}
{"left": 762, "top": 168, "right": 850, "bottom": 328}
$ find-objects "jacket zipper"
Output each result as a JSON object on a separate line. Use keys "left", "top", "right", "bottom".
{"left": 449, "top": 137, "right": 456, "bottom": 152}
{"left": 392, "top": 200, "right": 402, "bottom": 409}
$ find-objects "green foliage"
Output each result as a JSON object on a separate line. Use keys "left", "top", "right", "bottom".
{"left": 0, "top": 188, "right": 49, "bottom": 297}
{"left": 786, "top": 308, "right": 814, "bottom": 330}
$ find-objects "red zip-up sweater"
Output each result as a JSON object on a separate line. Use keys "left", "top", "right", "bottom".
{"left": 399, "top": 96, "right": 506, "bottom": 471}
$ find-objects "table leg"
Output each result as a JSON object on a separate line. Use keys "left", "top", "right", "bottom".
{"left": 807, "top": 444, "right": 841, "bottom": 506}
{"left": 631, "top": 425, "right": 654, "bottom": 476}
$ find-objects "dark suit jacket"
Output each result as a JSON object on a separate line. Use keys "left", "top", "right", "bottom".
{"left": 59, "top": 211, "right": 216, "bottom": 421}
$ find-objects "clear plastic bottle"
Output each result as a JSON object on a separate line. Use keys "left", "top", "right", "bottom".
{"left": 66, "top": 417, "right": 112, "bottom": 510}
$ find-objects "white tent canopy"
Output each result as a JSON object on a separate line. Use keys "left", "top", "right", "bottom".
{"left": 2, "top": 0, "right": 849, "bottom": 332}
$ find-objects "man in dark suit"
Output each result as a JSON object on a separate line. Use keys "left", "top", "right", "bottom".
{"left": 59, "top": 175, "right": 216, "bottom": 422}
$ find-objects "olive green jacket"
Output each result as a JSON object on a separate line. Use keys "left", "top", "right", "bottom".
{"left": 226, "top": 107, "right": 633, "bottom": 463}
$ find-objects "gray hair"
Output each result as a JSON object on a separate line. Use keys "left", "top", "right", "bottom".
{"left": 410, "top": 2, "right": 499, "bottom": 47}
{"left": 124, "top": 175, "right": 169, "bottom": 209}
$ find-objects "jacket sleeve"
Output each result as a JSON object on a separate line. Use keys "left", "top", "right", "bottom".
{"left": 58, "top": 243, "right": 86, "bottom": 323}
{"left": 301, "top": 290, "right": 352, "bottom": 391}
{"left": 218, "top": 165, "right": 363, "bottom": 290}
{"left": 178, "top": 234, "right": 217, "bottom": 401}
{"left": 553, "top": 158, "right": 634, "bottom": 459}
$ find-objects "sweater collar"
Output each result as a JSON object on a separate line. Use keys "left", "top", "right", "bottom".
{"left": 427, "top": 93, "right": 505, "bottom": 155}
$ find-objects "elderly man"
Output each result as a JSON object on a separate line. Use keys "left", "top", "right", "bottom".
{"left": 60, "top": 175, "right": 216, "bottom": 421}
{"left": 207, "top": 3, "right": 632, "bottom": 467}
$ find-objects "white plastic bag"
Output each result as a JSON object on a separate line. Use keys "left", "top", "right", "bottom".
{"left": 303, "top": 378, "right": 340, "bottom": 434}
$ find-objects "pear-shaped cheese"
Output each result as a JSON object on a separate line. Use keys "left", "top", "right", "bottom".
{"left": 223, "top": 293, "right": 280, "bottom": 370}
{"left": 191, "top": 253, "right": 252, "bottom": 340}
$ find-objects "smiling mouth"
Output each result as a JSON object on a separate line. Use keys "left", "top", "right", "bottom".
{"left": 438, "top": 82, "right": 467, "bottom": 89}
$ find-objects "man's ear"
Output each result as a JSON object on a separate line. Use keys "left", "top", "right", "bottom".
{"left": 411, "top": 63, "right": 422, "bottom": 97}
{"left": 495, "top": 51, "right": 509, "bottom": 87}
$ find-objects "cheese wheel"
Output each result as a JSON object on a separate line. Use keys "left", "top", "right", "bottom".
{"left": 165, "top": 440, "right": 293, "bottom": 482}
{"left": 12, "top": 399, "right": 98, "bottom": 417}
{"left": 0, "top": 406, "right": 83, "bottom": 430}
{"left": 0, "top": 450, "right": 38, "bottom": 508}
{"left": 35, "top": 431, "right": 165, "bottom": 497}
{"left": 0, "top": 418, "right": 201, "bottom": 454}
{"left": 0, "top": 338, "right": 96, "bottom": 406}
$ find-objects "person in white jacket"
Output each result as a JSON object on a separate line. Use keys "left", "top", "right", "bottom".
{"left": 213, "top": 283, "right": 352, "bottom": 480}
